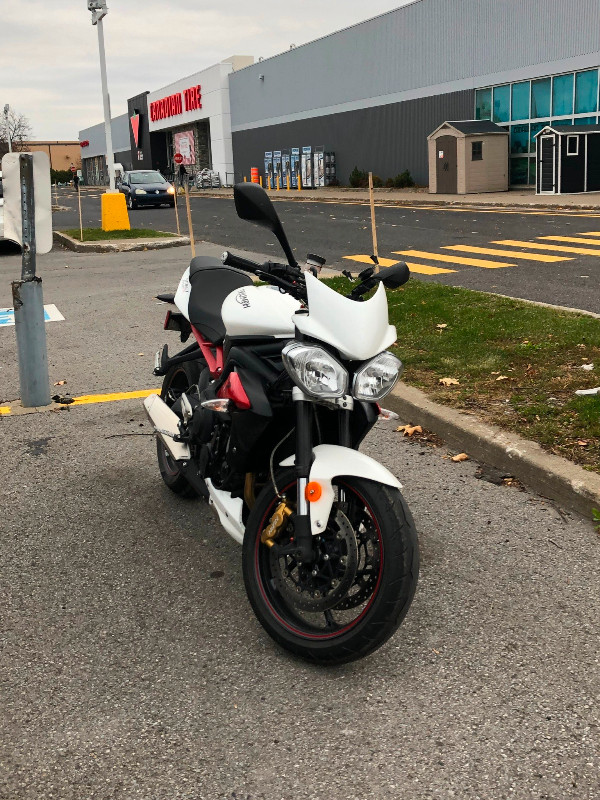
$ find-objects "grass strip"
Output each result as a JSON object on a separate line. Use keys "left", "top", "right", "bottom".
{"left": 62, "top": 228, "right": 176, "bottom": 242}
{"left": 325, "top": 276, "right": 600, "bottom": 473}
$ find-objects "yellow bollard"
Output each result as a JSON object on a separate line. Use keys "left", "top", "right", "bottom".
{"left": 276, "top": 175, "right": 280, "bottom": 191}
{"left": 260, "top": 175, "right": 263, "bottom": 187}
{"left": 244, "top": 176, "right": 247, "bottom": 182}
{"left": 286, "top": 174, "right": 290, "bottom": 191}
{"left": 298, "top": 174, "right": 302, "bottom": 191}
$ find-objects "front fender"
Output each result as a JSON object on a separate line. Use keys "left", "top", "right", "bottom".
{"left": 280, "top": 444, "right": 402, "bottom": 536}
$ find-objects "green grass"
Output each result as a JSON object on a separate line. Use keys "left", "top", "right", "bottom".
{"left": 325, "top": 276, "right": 600, "bottom": 472}
{"left": 62, "top": 228, "right": 176, "bottom": 242}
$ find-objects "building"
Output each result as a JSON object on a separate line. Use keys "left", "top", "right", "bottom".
{"left": 80, "top": 56, "right": 253, "bottom": 186}
{"left": 23, "top": 141, "right": 81, "bottom": 171}
{"left": 229, "top": 0, "right": 600, "bottom": 188}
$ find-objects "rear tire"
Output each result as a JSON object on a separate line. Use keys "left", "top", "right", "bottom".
{"left": 157, "top": 360, "right": 205, "bottom": 498}
{"left": 242, "top": 468, "right": 419, "bottom": 665}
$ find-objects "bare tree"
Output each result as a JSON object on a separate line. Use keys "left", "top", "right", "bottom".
{"left": 0, "top": 109, "right": 33, "bottom": 159}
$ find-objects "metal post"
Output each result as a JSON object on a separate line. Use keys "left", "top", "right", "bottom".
{"left": 12, "top": 154, "right": 51, "bottom": 407}
{"left": 3, "top": 104, "right": 12, "bottom": 153}
{"left": 96, "top": 17, "right": 115, "bottom": 191}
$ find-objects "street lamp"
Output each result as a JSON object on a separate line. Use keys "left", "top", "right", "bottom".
{"left": 3, "top": 104, "right": 12, "bottom": 153}
{"left": 86, "top": 1, "right": 116, "bottom": 191}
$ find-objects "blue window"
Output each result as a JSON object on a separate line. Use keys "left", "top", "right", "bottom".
{"left": 475, "top": 88, "right": 492, "bottom": 120}
{"left": 493, "top": 85, "right": 510, "bottom": 122}
{"left": 575, "top": 70, "right": 598, "bottom": 114}
{"left": 531, "top": 78, "right": 551, "bottom": 118}
{"left": 574, "top": 116, "right": 597, "bottom": 125}
{"left": 511, "top": 82, "right": 530, "bottom": 121}
{"left": 552, "top": 73, "right": 574, "bottom": 117}
{"left": 552, "top": 119, "right": 573, "bottom": 126}
{"left": 530, "top": 121, "right": 549, "bottom": 152}
{"left": 510, "top": 158, "right": 530, "bottom": 185}
{"left": 510, "top": 124, "right": 529, "bottom": 154}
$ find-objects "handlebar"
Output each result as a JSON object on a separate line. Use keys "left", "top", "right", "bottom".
{"left": 221, "top": 251, "right": 307, "bottom": 302}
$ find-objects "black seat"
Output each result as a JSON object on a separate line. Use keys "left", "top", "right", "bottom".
{"left": 187, "top": 256, "right": 252, "bottom": 343}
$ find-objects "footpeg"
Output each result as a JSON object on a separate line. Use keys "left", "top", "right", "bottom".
{"left": 153, "top": 344, "right": 169, "bottom": 376}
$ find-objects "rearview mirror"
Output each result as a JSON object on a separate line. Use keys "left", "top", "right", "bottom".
{"left": 379, "top": 262, "right": 410, "bottom": 289}
{"left": 234, "top": 182, "right": 297, "bottom": 266}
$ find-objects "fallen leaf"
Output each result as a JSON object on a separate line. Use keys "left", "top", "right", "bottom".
{"left": 436, "top": 323, "right": 448, "bottom": 331}
{"left": 53, "top": 380, "right": 67, "bottom": 386}
{"left": 138, "top": 353, "right": 145, "bottom": 357}
{"left": 577, "top": 440, "right": 589, "bottom": 447}
{"left": 496, "top": 375, "right": 509, "bottom": 381}
{"left": 451, "top": 453, "right": 469, "bottom": 462}
{"left": 579, "top": 363, "right": 594, "bottom": 371}
{"left": 439, "top": 377, "right": 460, "bottom": 386}
{"left": 491, "top": 371, "right": 500, "bottom": 375}
{"left": 396, "top": 424, "right": 423, "bottom": 437}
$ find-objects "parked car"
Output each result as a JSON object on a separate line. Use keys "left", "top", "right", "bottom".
{"left": 119, "top": 170, "right": 175, "bottom": 209}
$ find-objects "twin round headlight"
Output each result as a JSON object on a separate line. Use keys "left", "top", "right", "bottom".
{"left": 282, "top": 344, "right": 402, "bottom": 401}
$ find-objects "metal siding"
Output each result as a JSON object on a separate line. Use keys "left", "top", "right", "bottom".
{"left": 231, "top": 0, "right": 600, "bottom": 130}
{"left": 231, "top": 89, "right": 474, "bottom": 186}
{"left": 78, "top": 113, "right": 130, "bottom": 159}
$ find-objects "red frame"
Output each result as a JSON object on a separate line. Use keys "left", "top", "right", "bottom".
{"left": 191, "top": 325, "right": 223, "bottom": 378}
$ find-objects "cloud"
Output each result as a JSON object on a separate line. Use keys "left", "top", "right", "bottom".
{"left": 0, "top": 0, "right": 411, "bottom": 139}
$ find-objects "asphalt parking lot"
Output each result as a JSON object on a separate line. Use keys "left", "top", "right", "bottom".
{"left": 0, "top": 244, "right": 598, "bottom": 799}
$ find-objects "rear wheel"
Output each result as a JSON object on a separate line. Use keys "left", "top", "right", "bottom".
{"left": 242, "top": 468, "right": 419, "bottom": 665}
{"left": 157, "top": 360, "right": 206, "bottom": 498}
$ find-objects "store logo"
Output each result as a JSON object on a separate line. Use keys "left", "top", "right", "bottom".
{"left": 130, "top": 113, "right": 141, "bottom": 148}
{"left": 150, "top": 84, "right": 202, "bottom": 122}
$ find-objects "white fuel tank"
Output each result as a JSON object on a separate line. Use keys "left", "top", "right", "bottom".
{"left": 221, "top": 285, "right": 301, "bottom": 337}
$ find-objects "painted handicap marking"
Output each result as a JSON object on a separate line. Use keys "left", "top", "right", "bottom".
{"left": 0, "top": 304, "right": 65, "bottom": 328}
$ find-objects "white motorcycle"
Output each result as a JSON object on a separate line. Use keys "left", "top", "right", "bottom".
{"left": 144, "top": 183, "right": 419, "bottom": 664}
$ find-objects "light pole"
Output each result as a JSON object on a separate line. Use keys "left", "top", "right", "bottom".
{"left": 3, "top": 104, "right": 12, "bottom": 153}
{"left": 86, "top": 1, "right": 115, "bottom": 191}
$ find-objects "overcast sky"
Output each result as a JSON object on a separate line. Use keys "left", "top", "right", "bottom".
{"left": 0, "top": 0, "right": 413, "bottom": 141}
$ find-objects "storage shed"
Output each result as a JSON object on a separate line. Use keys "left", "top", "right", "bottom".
{"left": 427, "top": 121, "right": 509, "bottom": 194}
{"left": 535, "top": 125, "right": 600, "bottom": 195}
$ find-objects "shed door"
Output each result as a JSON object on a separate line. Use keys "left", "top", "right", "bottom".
{"left": 436, "top": 136, "right": 457, "bottom": 193}
{"left": 539, "top": 135, "right": 556, "bottom": 193}
{"left": 586, "top": 134, "right": 600, "bottom": 191}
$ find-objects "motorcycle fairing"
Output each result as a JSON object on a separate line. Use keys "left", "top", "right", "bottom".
{"left": 281, "top": 444, "right": 402, "bottom": 535}
{"left": 295, "top": 273, "right": 397, "bottom": 361}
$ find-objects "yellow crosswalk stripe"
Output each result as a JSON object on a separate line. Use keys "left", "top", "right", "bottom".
{"left": 404, "top": 262, "right": 456, "bottom": 275}
{"left": 493, "top": 239, "right": 600, "bottom": 256}
{"left": 538, "top": 235, "right": 600, "bottom": 246}
{"left": 576, "top": 231, "right": 600, "bottom": 236}
{"left": 393, "top": 250, "right": 516, "bottom": 269}
{"left": 343, "top": 255, "right": 400, "bottom": 267}
{"left": 442, "top": 245, "right": 571, "bottom": 262}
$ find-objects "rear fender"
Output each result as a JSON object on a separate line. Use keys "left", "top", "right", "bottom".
{"left": 281, "top": 444, "right": 402, "bottom": 535}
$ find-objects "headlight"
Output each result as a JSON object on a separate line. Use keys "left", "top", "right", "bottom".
{"left": 135, "top": 188, "right": 147, "bottom": 195}
{"left": 167, "top": 186, "right": 175, "bottom": 195}
{"left": 282, "top": 343, "right": 348, "bottom": 399}
{"left": 353, "top": 352, "right": 403, "bottom": 401}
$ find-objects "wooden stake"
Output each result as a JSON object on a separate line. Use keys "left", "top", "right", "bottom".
{"left": 368, "top": 172, "right": 379, "bottom": 272}
{"left": 77, "top": 184, "right": 83, "bottom": 242}
{"left": 184, "top": 180, "right": 195, "bottom": 257}
{"left": 172, "top": 183, "right": 181, "bottom": 236}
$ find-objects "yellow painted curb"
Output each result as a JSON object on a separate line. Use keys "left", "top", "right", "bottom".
{"left": 0, "top": 407, "right": 11, "bottom": 415}
{"left": 0, "top": 389, "right": 160, "bottom": 416}
{"left": 101, "top": 192, "right": 131, "bottom": 232}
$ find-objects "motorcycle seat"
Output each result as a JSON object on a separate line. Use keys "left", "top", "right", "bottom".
{"left": 188, "top": 257, "right": 252, "bottom": 344}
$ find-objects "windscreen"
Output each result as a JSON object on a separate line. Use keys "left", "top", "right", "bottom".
{"left": 130, "top": 171, "right": 165, "bottom": 185}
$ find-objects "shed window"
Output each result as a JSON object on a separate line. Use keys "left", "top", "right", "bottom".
{"left": 566, "top": 135, "right": 579, "bottom": 156}
{"left": 472, "top": 141, "right": 483, "bottom": 161}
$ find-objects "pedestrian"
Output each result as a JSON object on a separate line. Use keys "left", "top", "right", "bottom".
{"left": 73, "top": 172, "right": 80, "bottom": 191}
{"left": 178, "top": 163, "right": 187, "bottom": 188}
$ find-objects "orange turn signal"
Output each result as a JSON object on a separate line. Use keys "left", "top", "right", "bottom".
{"left": 305, "top": 482, "right": 322, "bottom": 502}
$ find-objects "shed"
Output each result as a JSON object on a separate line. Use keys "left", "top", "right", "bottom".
{"left": 427, "top": 120, "right": 509, "bottom": 194}
{"left": 535, "top": 125, "right": 600, "bottom": 195}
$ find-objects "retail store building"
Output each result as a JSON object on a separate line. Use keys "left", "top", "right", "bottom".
{"left": 229, "top": 0, "right": 600, "bottom": 188}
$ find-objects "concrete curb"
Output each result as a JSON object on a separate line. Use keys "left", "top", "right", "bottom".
{"left": 386, "top": 382, "right": 600, "bottom": 519}
{"left": 53, "top": 231, "right": 190, "bottom": 253}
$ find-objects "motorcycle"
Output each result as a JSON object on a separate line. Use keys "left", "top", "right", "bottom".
{"left": 144, "top": 182, "right": 419, "bottom": 665}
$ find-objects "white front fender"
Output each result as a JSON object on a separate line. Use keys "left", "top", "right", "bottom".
{"left": 280, "top": 444, "right": 402, "bottom": 536}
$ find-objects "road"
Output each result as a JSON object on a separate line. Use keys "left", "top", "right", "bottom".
{"left": 0, "top": 244, "right": 597, "bottom": 799}
{"left": 47, "top": 186, "right": 600, "bottom": 313}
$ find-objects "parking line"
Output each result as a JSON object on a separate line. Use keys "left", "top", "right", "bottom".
{"left": 404, "top": 262, "right": 456, "bottom": 275}
{"left": 70, "top": 389, "right": 159, "bottom": 406}
{"left": 0, "top": 407, "right": 10, "bottom": 415}
{"left": 576, "top": 231, "right": 600, "bottom": 236}
{"left": 538, "top": 235, "right": 600, "bottom": 246}
{"left": 493, "top": 239, "right": 600, "bottom": 256}
{"left": 442, "top": 245, "right": 571, "bottom": 262}
{"left": 343, "top": 255, "right": 400, "bottom": 267}
{"left": 394, "top": 250, "right": 516, "bottom": 269}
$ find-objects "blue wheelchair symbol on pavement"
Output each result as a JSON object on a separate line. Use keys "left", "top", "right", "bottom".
{"left": 0, "top": 305, "right": 64, "bottom": 327}
{"left": 0, "top": 309, "right": 15, "bottom": 326}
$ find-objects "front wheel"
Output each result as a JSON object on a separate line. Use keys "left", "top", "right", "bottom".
{"left": 242, "top": 469, "right": 419, "bottom": 665}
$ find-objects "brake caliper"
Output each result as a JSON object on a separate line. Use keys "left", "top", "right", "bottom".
{"left": 261, "top": 500, "right": 293, "bottom": 548}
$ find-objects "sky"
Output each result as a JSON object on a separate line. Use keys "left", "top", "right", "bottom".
{"left": 0, "top": 0, "right": 414, "bottom": 141}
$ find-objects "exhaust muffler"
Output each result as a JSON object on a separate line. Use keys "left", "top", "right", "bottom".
{"left": 143, "top": 393, "right": 191, "bottom": 461}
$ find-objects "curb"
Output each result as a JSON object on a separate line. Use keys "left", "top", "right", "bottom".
{"left": 53, "top": 231, "right": 190, "bottom": 253}
{"left": 386, "top": 382, "right": 600, "bottom": 519}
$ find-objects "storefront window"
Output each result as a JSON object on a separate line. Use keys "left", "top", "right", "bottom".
{"left": 575, "top": 116, "right": 597, "bottom": 125}
{"left": 510, "top": 157, "right": 530, "bottom": 185}
{"left": 510, "top": 123, "right": 529, "bottom": 154}
{"left": 531, "top": 78, "right": 551, "bottom": 118}
{"left": 530, "top": 121, "right": 549, "bottom": 152}
{"left": 511, "top": 82, "right": 530, "bottom": 121}
{"left": 475, "top": 88, "right": 492, "bottom": 120}
{"left": 529, "top": 159, "right": 537, "bottom": 187}
{"left": 552, "top": 119, "right": 573, "bottom": 126}
{"left": 492, "top": 85, "right": 510, "bottom": 122}
{"left": 552, "top": 73, "right": 574, "bottom": 117}
{"left": 575, "top": 69, "right": 598, "bottom": 114}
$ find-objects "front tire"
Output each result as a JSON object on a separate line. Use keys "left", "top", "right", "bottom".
{"left": 242, "top": 468, "right": 419, "bottom": 665}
